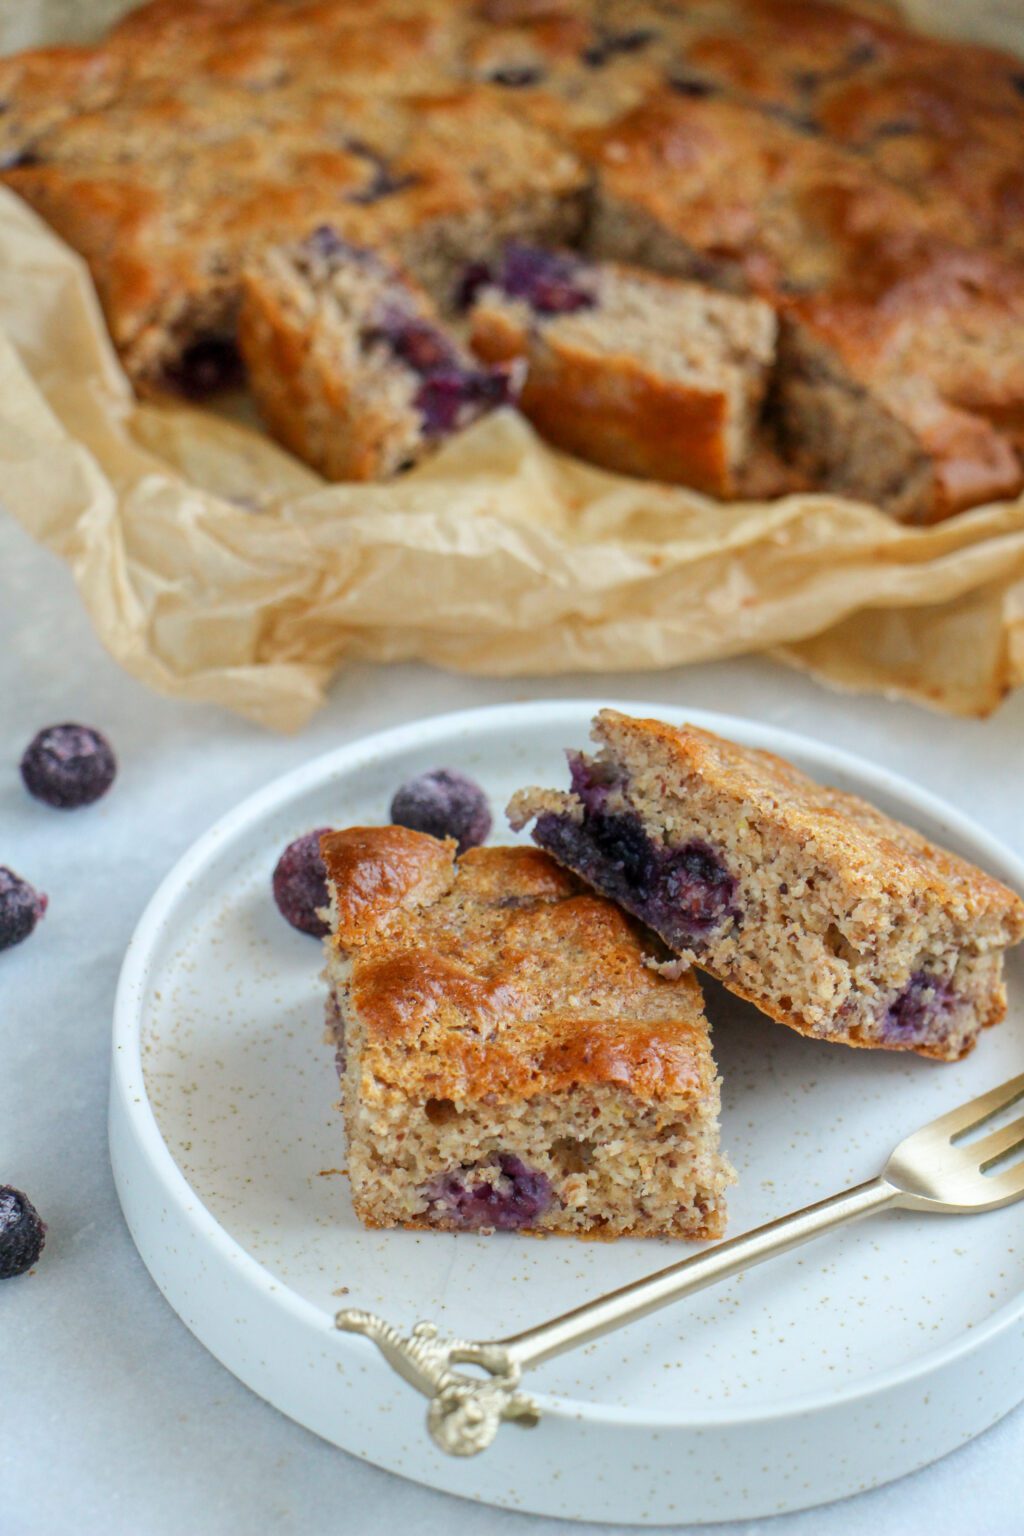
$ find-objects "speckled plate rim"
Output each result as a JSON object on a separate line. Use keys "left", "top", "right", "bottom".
{"left": 110, "top": 699, "right": 1024, "bottom": 1439}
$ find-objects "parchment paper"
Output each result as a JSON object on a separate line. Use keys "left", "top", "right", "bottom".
{"left": 2, "top": 5, "right": 1024, "bottom": 730}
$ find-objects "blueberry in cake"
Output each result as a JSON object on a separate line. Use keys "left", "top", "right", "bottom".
{"left": 240, "top": 232, "right": 524, "bottom": 480}
{"left": 319, "top": 825, "right": 732, "bottom": 1237}
{"left": 4, "top": 0, "right": 1024, "bottom": 514}
{"left": 0, "top": 61, "right": 585, "bottom": 396}
{"left": 509, "top": 711, "right": 1024, "bottom": 1061}
{"left": 467, "top": 245, "right": 777, "bottom": 495}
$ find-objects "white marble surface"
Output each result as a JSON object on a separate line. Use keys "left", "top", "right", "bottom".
{"left": 3, "top": 506, "right": 1024, "bottom": 1536}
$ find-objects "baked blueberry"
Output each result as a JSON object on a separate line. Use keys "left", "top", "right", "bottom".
{"left": 583, "top": 28, "right": 655, "bottom": 66}
{"left": 414, "top": 365, "right": 519, "bottom": 437}
{"left": 343, "top": 139, "right": 419, "bottom": 204}
{"left": 0, "top": 867, "right": 47, "bottom": 952}
{"left": 20, "top": 723, "right": 117, "bottom": 809}
{"left": 390, "top": 768, "right": 491, "bottom": 853}
{"left": 488, "top": 65, "right": 543, "bottom": 87}
{"left": 498, "top": 244, "right": 596, "bottom": 315}
{"left": 884, "top": 972, "right": 956, "bottom": 1043}
{"left": 171, "top": 335, "right": 244, "bottom": 397}
{"left": 373, "top": 315, "right": 460, "bottom": 375}
{"left": 0, "top": 1186, "right": 46, "bottom": 1279}
{"left": 272, "top": 828, "right": 333, "bottom": 937}
{"left": 667, "top": 70, "right": 717, "bottom": 98}
{"left": 454, "top": 261, "right": 492, "bottom": 312}
{"left": 424, "top": 1154, "right": 552, "bottom": 1230}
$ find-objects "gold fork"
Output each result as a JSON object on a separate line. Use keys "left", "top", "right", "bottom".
{"left": 337, "top": 1070, "right": 1024, "bottom": 1456}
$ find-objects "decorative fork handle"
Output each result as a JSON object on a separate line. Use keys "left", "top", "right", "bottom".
{"left": 337, "top": 1174, "right": 899, "bottom": 1455}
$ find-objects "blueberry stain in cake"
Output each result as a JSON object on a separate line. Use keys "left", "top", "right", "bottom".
{"left": 390, "top": 768, "right": 491, "bottom": 854}
{"left": 301, "top": 226, "right": 380, "bottom": 269}
{"left": 531, "top": 756, "right": 739, "bottom": 949}
{"left": 20, "top": 723, "right": 117, "bottom": 809}
{"left": 343, "top": 139, "right": 419, "bottom": 205}
{"left": 667, "top": 71, "right": 718, "bottom": 99}
{"left": 367, "top": 310, "right": 520, "bottom": 437}
{"left": 414, "top": 365, "right": 520, "bottom": 437}
{"left": 0, "top": 867, "right": 47, "bottom": 953}
{"left": 883, "top": 972, "right": 957, "bottom": 1044}
{"left": 422, "top": 1154, "right": 552, "bottom": 1230}
{"left": 370, "top": 312, "right": 460, "bottom": 375}
{"left": 494, "top": 244, "right": 597, "bottom": 315}
{"left": 0, "top": 1186, "right": 46, "bottom": 1279}
{"left": 582, "top": 28, "right": 656, "bottom": 67}
{"left": 169, "top": 335, "right": 244, "bottom": 397}
{"left": 272, "top": 828, "right": 333, "bottom": 937}
{"left": 454, "top": 260, "right": 493, "bottom": 312}
{"left": 0, "top": 145, "right": 43, "bottom": 170}
{"left": 488, "top": 64, "right": 544, "bottom": 87}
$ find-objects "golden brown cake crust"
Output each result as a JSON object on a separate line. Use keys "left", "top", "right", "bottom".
{"left": 324, "top": 828, "right": 716, "bottom": 1105}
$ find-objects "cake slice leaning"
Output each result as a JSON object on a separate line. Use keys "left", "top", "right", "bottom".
{"left": 509, "top": 711, "right": 1024, "bottom": 1062}
{"left": 320, "top": 825, "right": 733, "bottom": 1239}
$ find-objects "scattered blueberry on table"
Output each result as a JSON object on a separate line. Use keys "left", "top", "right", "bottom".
{"left": 0, "top": 867, "right": 47, "bottom": 952}
{"left": 272, "top": 829, "right": 333, "bottom": 937}
{"left": 20, "top": 723, "right": 117, "bottom": 809}
{"left": 0, "top": 1186, "right": 46, "bottom": 1279}
{"left": 389, "top": 768, "right": 492, "bottom": 854}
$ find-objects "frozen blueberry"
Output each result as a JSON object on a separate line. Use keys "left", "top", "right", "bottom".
{"left": 272, "top": 828, "right": 333, "bottom": 937}
{"left": 423, "top": 1154, "right": 551, "bottom": 1230}
{"left": 390, "top": 768, "right": 491, "bottom": 854}
{"left": 0, "top": 1186, "right": 46, "bottom": 1279}
{"left": 498, "top": 244, "right": 596, "bottom": 314}
{"left": 20, "top": 724, "right": 117, "bottom": 809}
{"left": 0, "top": 867, "right": 47, "bottom": 952}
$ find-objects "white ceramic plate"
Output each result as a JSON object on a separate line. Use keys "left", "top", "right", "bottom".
{"left": 110, "top": 701, "right": 1024, "bottom": 1525}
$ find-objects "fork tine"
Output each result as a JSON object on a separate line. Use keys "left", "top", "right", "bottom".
{"left": 973, "top": 1112, "right": 1024, "bottom": 1171}
{"left": 979, "top": 1162, "right": 1024, "bottom": 1205}
{"left": 929, "top": 1070, "right": 1024, "bottom": 1143}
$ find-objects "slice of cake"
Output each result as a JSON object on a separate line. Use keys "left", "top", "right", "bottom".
{"left": 240, "top": 231, "right": 523, "bottom": 480}
{"left": 466, "top": 245, "right": 777, "bottom": 495}
{"left": 509, "top": 710, "right": 1024, "bottom": 1062}
{"left": 320, "top": 825, "right": 733, "bottom": 1238}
